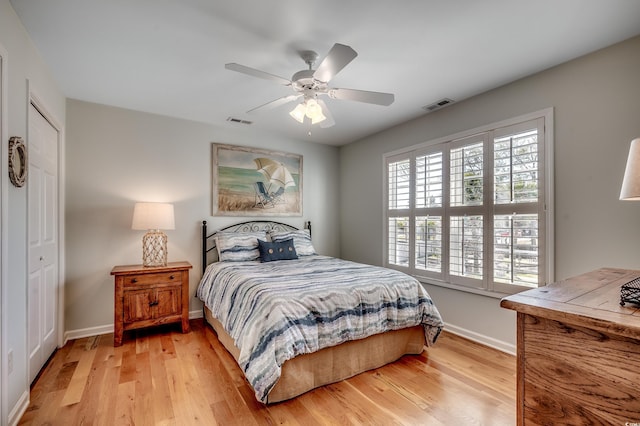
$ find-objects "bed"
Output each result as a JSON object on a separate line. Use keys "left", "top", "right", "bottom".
{"left": 196, "top": 220, "right": 444, "bottom": 404}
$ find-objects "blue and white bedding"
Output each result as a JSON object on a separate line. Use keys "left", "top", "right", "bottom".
{"left": 196, "top": 255, "right": 444, "bottom": 402}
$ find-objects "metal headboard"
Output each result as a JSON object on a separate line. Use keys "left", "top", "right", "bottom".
{"left": 201, "top": 220, "right": 311, "bottom": 274}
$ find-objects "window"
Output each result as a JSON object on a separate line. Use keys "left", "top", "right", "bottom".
{"left": 385, "top": 109, "right": 553, "bottom": 296}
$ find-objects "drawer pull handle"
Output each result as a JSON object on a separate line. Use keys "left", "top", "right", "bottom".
{"left": 131, "top": 278, "right": 138, "bottom": 283}
{"left": 169, "top": 275, "right": 175, "bottom": 280}
{"left": 149, "top": 301, "right": 159, "bottom": 307}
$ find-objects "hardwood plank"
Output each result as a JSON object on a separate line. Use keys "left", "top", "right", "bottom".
{"left": 114, "top": 380, "right": 136, "bottom": 425}
{"left": 148, "top": 330, "right": 177, "bottom": 424}
{"left": 134, "top": 351, "right": 155, "bottom": 426}
{"left": 19, "top": 389, "right": 65, "bottom": 425}
{"left": 345, "top": 370, "right": 435, "bottom": 424}
{"left": 73, "top": 336, "right": 113, "bottom": 425}
{"left": 170, "top": 332, "right": 221, "bottom": 425}
{"left": 321, "top": 380, "right": 401, "bottom": 425}
{"left": 265, "top": 398, "right": 315, "bottom": 426}
{"left": 387, "top": 357, "right": 512, "bottom": 425}
{"left": 164, "top": 353, "right": 219, "bottom": 425}
{"left": 60, "top": 336, "right": 99, "bottom": 406}
{"left": 298, "top": 386, "right": 365, "bottom": 425}
{"left": 20, "top": 320, "right": 516, "bottom": 425}
{"left": 94, "top": 365, "right": 120, "bottom": 426}
{"left": 118, "top": 339, "right": 137, "bottom": 384}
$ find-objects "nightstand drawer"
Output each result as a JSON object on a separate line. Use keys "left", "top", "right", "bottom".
{"left": 123, "top": 271, "right": 181, "bottom": 287}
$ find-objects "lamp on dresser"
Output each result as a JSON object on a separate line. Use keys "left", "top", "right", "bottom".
{"left": 131, "top": 202, "right": 175, "bottom": 267}
{"left": 620, "top": 138, "right": 640, "bottom": 200}
{"left": 619, "top": 137, "right": 640, "bottom": 306}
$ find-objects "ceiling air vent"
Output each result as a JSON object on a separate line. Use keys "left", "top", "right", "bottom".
{"left": 422, "top": 98, "right": 455, "bottom": 113}
{"left": 226, "top": 117, "right": 253, "bottom": 125}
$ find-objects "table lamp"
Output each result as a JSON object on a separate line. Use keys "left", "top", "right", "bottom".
{"left": 620, "top": 138, "right": 640, "bottom": 200}
{"left": 131, "top": 202, "right": 175, "bottom": 267}
{"left": 619, "top": 138, "right": 640, "bottom": 306}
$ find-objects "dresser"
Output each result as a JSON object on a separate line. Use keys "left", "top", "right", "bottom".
{"left": 111, "top": 261, "right": 192, "bottom": 346}
{"left": 500, "top": 268, "right": 640, "bottom": 425}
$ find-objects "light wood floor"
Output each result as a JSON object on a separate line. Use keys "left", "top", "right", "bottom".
{"left": 19, "top": 319, "right": 516, "bottom": 425}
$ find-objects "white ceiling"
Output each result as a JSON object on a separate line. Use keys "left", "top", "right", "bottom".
{"left": 10, "top": 0, "right": 640, "bottom": 146}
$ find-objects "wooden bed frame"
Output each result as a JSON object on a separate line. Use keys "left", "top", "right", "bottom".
{"left": 200, "top": 220, "right": 426, "bottom": 403}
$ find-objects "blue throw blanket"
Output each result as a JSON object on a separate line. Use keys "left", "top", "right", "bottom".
{"left": 196, "top": 255, "right": 444, "bottom": 402}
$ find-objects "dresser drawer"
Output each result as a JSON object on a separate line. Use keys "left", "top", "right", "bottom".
{"left": 123, "top": 271, "right": 181, "bottom": 287}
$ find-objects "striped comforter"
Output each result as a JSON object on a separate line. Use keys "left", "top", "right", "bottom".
{"left": 196, "top": 255, "right": 444, "bottom": 402}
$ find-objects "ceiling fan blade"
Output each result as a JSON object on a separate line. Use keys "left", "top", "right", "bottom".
{"left": 328, "top": 88, "right": 394, "bottom": 106}
{"left": 313, "top": 43, "right": 358, "bottom": 83}
{"left": 317, "top": 99, "right": 335, "bottom": 128}
{"left": 247, "top": 94, "right": 301, "bottom": 114}
{"left": 225, "top": 63, "right": 291, "bottom": 86}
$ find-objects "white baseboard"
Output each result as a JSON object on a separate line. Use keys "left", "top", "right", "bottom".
{"left": 8, "top": 389, "right": 29, "bottom": 426}
{"left": 443, "top": 322, "right": 516, "bottom": 355}
{"left": 63, "top": 324, "right": 113, "bottom": 345}
{"left": 63, "top": 310, "right": 205, "bottom": 344}
{"left": 62, "top": 314, "right": 514, "bottom": 358}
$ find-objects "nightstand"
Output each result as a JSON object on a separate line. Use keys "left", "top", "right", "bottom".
{"left": 111, "top": 261, "right": 192, "bottom": 346}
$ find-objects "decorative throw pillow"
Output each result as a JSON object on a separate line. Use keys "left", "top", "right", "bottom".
{"left": 269, "top": 229, "right": 316, "bottom": 256}
{"left": 258, "top": 239, "right": 298, "bottom": 262}
{"left": 215, "top": 231, "right": 267, "bottom": 262}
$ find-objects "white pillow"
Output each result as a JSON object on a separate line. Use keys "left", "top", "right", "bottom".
{"left": 269, "top": 229, "right": 316, "bottom": 256}
{"left": 215, "top": 231, "right": 267, "bottom": 262}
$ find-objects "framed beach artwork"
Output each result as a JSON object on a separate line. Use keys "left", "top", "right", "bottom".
{"left": 212, "top": 143, "right": 303, "bottom": 216}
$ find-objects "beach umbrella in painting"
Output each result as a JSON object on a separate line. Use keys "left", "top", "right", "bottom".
{"left": 254, "top": 158, "right": 296, "bottom": 189}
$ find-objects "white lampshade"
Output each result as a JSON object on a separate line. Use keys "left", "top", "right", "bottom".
{"left": 132, "top": 202, "right": 175, "bottom": 230}
{"left": 289, "top": 99, "right": 326, "bottom": 125}
{"left": 305, "top": 99, "right": 326, "bottom": 124}
{"left": 620, "top": 138, "right": 640, "bottom": 200}
{"left": 289, "top": 103, "right": 306, "bottom": 123}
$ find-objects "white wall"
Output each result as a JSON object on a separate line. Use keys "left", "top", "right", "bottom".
{"left": 0, "top": 0, "right": 66, "bottom": 424}
{"left": 64, "top": 100, "right": 340, "bottom": 335}
{"left": 340, "top": 35, "right": 640, "bottom": 351}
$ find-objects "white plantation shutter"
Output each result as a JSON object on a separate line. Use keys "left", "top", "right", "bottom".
{"left": 387, "top": 156, "right": 412, "bottom": 267}
{"left": 388, "top": 159, "right": 410, "bottom": 210}
{"left": 414, "top": 151, "right": 444, "bottom": 277}
{"left": 492, "top": 119, "right": 545, "bottom": 291}
{"left": 415, "top": 215, "right": 442, "bottom": 273}
{"left": 449, "top": 215, "right": 484, "bottom": 281}
{"left": 494, "top": 129, "right": 538, "bottom": 204}
{"left": 494, "top": 214, "right": 539, "bottom": 287}
{"left": 416, "top": 152, "right": 443, "bottom": 208}
{"left": 388, "top": 216, "right": 409, "bottom": 267}
{"left": 450, "top": 141, "right": 484, "bottom": 207}
{"left": 384, "top": 110, "right": 551, "bottom": 296}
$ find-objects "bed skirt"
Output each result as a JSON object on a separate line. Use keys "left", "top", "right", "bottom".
{"left": 204, "top": 305, "right": 426, "bottom": 403}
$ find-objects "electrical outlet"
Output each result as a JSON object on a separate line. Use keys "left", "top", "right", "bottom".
{"left": 8, "top": 349, "right": 13, "bottom": 374}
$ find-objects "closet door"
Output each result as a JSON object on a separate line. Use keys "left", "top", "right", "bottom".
{"left": 27, "top": 102, "right": 59, "bottom": 383}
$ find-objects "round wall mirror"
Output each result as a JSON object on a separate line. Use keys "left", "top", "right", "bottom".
{"left": 9, "top": 136, "right": 27, "bottom": 187}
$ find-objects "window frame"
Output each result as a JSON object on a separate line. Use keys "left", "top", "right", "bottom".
{"left": 383, "top": 108, "right": 554, "bottom": 297}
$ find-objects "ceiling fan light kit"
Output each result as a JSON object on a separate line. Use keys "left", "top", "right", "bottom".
{"left": 289, "top": 98, "right": 326, "bottom": 124}
{"left": 226, "top": 43, "right": 394, "bottom": 128}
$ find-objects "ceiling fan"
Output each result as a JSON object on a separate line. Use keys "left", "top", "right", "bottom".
{"left": 225, "top": 43, "right": 394, "bottom": 128}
